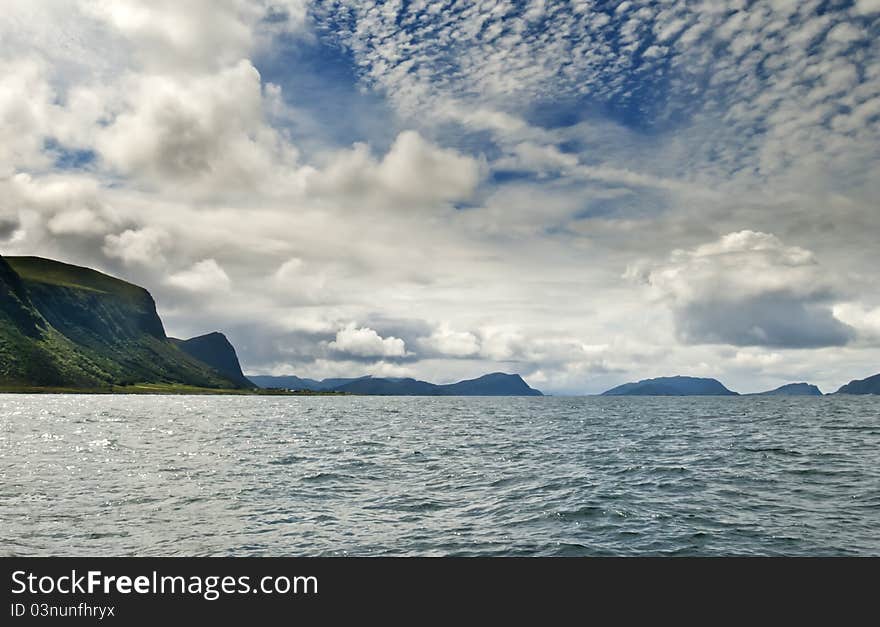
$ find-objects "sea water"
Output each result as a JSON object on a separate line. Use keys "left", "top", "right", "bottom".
{"left": 1, "top": 394, "right": 878, "bottom": 556}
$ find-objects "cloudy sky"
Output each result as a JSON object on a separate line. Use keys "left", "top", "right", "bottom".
{"left": 2, "top": 0, "right": 879, "bottom": 394}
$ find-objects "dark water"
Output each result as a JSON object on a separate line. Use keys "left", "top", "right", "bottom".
{"left": 1, "top": 394, "right": 878, "bottom": 556}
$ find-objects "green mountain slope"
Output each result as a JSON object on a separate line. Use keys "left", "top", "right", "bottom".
{"left": 1, "top": 254, "right": 248, "bottom": 389}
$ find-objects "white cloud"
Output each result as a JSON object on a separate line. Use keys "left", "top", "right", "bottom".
{"left": 853, "top": 0, "right": 880, "bottom": 16}
{"left": 80, "top": 0, "right": 304, "bottom": 72}
{"left": 271, "top": 257, "right": 331, "bottom": 304}
{"left": 47, "top": 208, "right": 108, "bottom": 236}
{"left": 833, "top": 303, "right": 880, "bottom": 343}
{"left": 825, "top": 22, "right": 864, "bottom": 45}
{"left": 418, "top": 324, "right": 480, "bottom": 357}
{"left": 102, "top": 227, "right": 169, "bottom": 266}
{"left": 166, "top": 258, "right": 231, "bottom": 292}
{"left": 732, "top": 349, "right": 784, "bottom": 369}
{"left": 306, "top": 130, "right": 483, "bottom": 208}
{"left": 95, "top": 60, "right": 294, "bottom": 191}
{"left": 328, "top": 324, "right": 407, "bottom": 358}
{"left": 643, "top": 231, "right": 819, "bottom": 301}
{"left": 633, "top": 231, "right": 854, "bottom": 348}
{"left": 0, "top": 58, "right": 56, "bottom": 174}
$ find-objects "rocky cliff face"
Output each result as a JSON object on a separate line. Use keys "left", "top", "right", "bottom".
{"left": 172, "top": 332, "right": 254, "bottom": 389}
{"left": 0, "top": 255, "right": 43, "bottom": 337}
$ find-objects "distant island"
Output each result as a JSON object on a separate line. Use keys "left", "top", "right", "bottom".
{"left": 601, "top": 376, "right": 738, "bottom": 396}
{"left": 835, "top": 373, "right": 880, "bottom": 395}
{"left": 247, "top": 373, "right": 543, "bottom": 396}
{"left": 751, "top": 383, "right": 822, "bottom": 396}
{"left": 600, "top": 375, "right": 880, "bottom": 396}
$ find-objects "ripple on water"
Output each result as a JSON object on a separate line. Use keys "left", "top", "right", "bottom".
{"left": 1, "top": 394, "right": 878, "bottom": 556}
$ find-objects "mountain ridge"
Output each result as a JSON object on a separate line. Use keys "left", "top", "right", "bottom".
{"left": 248, "top": 372, "right": 543, "bottom": 396}
{"left": 602, "top": 375, "right": 738, "bottom": 396}
{"left": 835, "top": 373, "right": 880, "bottom": 395}
{"left": 752, "top": 382, "right": 823, "bottom": 396}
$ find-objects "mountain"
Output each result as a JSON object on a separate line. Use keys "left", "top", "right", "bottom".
{"left": 248, "top": 372, "right": 543, "bottom": 396}
{"left": 171, "top": 332, "right": 254, "bottom": 388}
{"left": 0, "top": 254, "right": 251, "bottom": 390}
{"left": 334, "top": 377, "right": 440, "bottom": 395}
{"left": 753, "top": 383, "right": 822, "bottom": 396}
{"left": 441, "top": 373, "right": 543, "bottom": 396}
{"left": 601, "top": 376, "right": 738, "bottom": 396}
{"left": 835, "top": 373, "right": 880, "bottom": 395}
{"left": 246, "top": 375, "right": 367, "bottom": 391}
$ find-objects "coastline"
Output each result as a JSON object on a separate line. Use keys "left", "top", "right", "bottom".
{"left": 0, "top": 384, "right": 344, "bottom": 396}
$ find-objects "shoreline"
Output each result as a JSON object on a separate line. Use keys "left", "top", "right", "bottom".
{"left": 0, "top": 384, "right": 344, "bottom": 396}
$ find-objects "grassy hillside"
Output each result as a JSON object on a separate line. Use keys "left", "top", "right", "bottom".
{"left": 0, "top": 255, "right": 247, "bottom": 389}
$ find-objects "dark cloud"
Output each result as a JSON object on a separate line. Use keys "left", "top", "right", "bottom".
{"left": 262, "top": 6, "right": 290, "bottom": 25}
{"left": 676, "top": 293, "right": 855, "bottom": 349}
{"left": 0, "top": 215, "right": 19, "bottom": 241}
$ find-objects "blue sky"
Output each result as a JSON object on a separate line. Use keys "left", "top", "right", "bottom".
{"left": 1, "top": 0, "right": 880, "bottom": 393}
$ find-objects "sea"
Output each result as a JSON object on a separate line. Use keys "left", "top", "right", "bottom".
{"left": 1, "top": 394, "right": 878, "bottom": 556}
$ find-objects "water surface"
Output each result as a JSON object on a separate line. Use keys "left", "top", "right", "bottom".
{"left": 1, "top": 395, "right": 878, "bottom": 556}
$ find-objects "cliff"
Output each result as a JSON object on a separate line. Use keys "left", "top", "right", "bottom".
{"left": 0, "top": 254, "right": 249, "bottom": 389}
{"left": 172, "top": 332, "right": 254, "bottom": 389}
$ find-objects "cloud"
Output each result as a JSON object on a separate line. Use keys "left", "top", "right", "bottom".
{"left": 313, "top": 0, "right": 880, "bottom": 190}
{"left": 633, "top": 231, "right": 855, "bottom": 348}
{"left": 674, "top": 295, "right": 854, "bottom": 349}
{"left": 853, "top": 0, "right": 880, "bottom": 16}
{"left": 5, "top": 173, "right": 121, "bottom": 244}
{"left": 0, "top": 211, "right": 19, "bottom": 241}
{"left": 0, "top": 58, "right": 55, "bottom": 174}
{"left": 306, "top": 130, "right": 484, "bottom": 208}
{"left": 328, "top": 323, "right": 407, "bottom": 358}
{"left": 95, "top": 60, "right": 294, "bottom": 191}
{"left": 732, "top": 349, "right": 784, "bottom": 370}
{"left": 103, "top": 227, "right": 169, "bottom": 266}
{"left": 418, "top": 324, "right": 480, "bottom": 357}
{"left": 270, "top": 257, "right": 331, "bottom": 304}
{"left": 47, "top": 208, "right": 109, "bottom": 236}
{"left": 82, "top": 0, "right": 307, "bottom": 72}
{"left": 833, "top": 303, "right": 880, "bottom": 344}
{"left": 166, "top": 259, "right": 231, "bottom": 292}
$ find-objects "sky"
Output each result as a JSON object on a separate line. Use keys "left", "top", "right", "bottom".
{"left": 1, "top": 0, "right": 879, "bottom": 394}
